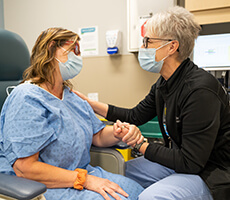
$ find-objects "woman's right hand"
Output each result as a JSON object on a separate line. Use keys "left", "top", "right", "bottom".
{"left": 72, "top": 90, "right": 109, "bottom": 118}
{"left": 83, "top": 174, "right": 129, "bottom": 200}
{"left": 72, "top": 90, "right": 89, "bottom": 101}
{"left": 114, "top": 120, "right": 144, "bottom": 147}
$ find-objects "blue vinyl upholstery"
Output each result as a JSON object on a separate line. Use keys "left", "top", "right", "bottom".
{"left": 0, "top": 28, "right": 30, "bottom": 109}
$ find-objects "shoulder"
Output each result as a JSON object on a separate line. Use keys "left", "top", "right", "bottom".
{"left": 9, "top": 83, "right": 41, "bottom": 97}
{"left": 2, "top": 83, "right": 45, "bottom": 113}
{"left": 64, "top": 89, "right": 93, "bottom": 112}
{"left": 186, "top": 66, "right": 221, "bottom": 93}
{"left": 179, "top": 64, "right": 226, "bottom": 106}
{"left": 64, "top": 88, "right": 87, "bottom": 105}
{"left": 8, "top": 83, "right": 45, "bottom": 103}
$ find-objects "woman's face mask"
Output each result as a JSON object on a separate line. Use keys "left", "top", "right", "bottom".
{"left": 138, "top": 42, "right": 171, "bottom": 73}
{"left": 56, "top": 47, "right": 83, "bottom": 81}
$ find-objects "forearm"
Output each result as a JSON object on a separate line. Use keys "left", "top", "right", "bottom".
{"left": 92, "top": 126, "right": 120, "bottom": 147}
{"left": 13, "top": 156, "right": 78, "bottom": 188}
{"left": 107, "top": 101, "right": 156, "bottom": 125}
{"left": 106, "top": 85, "right": 157, "bottom": 124}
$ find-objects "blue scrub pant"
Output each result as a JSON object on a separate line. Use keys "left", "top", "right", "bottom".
{"left": 125, "top": 156, "right": 213, "bottom": 200}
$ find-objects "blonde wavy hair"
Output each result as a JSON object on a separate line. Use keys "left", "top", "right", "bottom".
{"left": 22, "top": 27, "right": 80, "bottom": 89}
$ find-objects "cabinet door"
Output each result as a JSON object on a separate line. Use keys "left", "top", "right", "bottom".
{"left": 185, "top": 0, "right": 230, "bottom": 24}
{"left": 185, "top": 0, "right": 230, "bottom": 11}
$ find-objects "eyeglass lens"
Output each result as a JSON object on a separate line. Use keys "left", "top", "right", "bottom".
{"left": 75, "top": 42, "right": 80, "bottom": 55}
{"left": 143, "top": 37, "right": 148, "bottom": 48}
{"left": 65, "top": 41, "right": 80, "bottom": 55}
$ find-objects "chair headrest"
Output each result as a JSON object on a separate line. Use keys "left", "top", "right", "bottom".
{"left": 0, "top": 29, "right": 30, "bottom": 81}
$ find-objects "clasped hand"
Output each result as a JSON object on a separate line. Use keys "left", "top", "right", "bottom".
{"left": 113, "top": 120, "right": 144, "bottom": 147}
{"left": 84, "top": 120, "right": 143, "bottom": 200}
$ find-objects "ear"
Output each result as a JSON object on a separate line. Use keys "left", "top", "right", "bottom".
{"left": 168, "top": 40, "right": 179, "bottom": 55}
{"left": 49, "top": 41, "right": 56, "bottom": 48}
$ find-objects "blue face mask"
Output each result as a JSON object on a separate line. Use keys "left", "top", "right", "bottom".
{"left": 138, "top": 42, "right": 170, "bottom": 73}
{"left": 56, "top": 48, "right": 83, "bottom": 81}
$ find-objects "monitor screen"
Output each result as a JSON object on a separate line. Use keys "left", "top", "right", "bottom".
{"left": 193, "top": 33, "right": 230, "bottom": 70}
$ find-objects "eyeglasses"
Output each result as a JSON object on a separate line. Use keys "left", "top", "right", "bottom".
{"left": 65, "top": 41, "right": 80, "bottom": 55}
{"left": 143, "top": 37, "right": 179, "bottom": 52}
{"left": 143, "top": 37, "right": 173, "bottom": 48}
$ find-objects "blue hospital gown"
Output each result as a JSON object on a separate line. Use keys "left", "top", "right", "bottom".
{"left": 0, "top": 83, "right": 143, "bottom": 200}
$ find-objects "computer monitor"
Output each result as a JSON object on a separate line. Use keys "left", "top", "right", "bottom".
{"left": 193, "top": 33, "right": 230, "bottom": 71}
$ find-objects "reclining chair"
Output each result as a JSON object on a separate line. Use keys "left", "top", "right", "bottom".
{"left": 0, "top": 28, "right": 125, "bottom": 200}
{"left": 0, "top": 28, "right": 47, "bottom": 200}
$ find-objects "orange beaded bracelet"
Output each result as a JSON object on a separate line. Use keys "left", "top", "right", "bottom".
{"left": 73, "top": 168, "right": 87, "bottom": 190}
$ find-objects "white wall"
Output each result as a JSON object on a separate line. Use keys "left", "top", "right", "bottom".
{"left": 3, "top": 0, "right": 160, "bottom": 108}
{"left": 4, "top": 0, "right": 128, "bottom": 55}
{"left": 0, "top": 0, "right": 4, "bottom": 28}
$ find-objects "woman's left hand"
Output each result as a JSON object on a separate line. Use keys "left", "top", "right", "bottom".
{"left": 113, "top": 120, "right": 144, "bottom": 146}
{"left": 84, "top": 174, "right": 128, "bottom": 200}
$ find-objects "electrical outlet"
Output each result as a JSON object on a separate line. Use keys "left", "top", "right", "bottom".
{"left": 88, "top": 93, "right": 99, "bottom": 101}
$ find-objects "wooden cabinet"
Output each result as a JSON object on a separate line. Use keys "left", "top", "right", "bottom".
{"left": 185, "top": 0, "right": 230, "bottom": 24}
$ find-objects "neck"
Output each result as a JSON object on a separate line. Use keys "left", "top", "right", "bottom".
{"left": 160, "top": 57, "right": 182, "bottom": 80}
{"left": 39, "top": 65, "right": 64, "bottom": 99}
{"left": 40, "top": 80, "right": 64, "bottom": 99}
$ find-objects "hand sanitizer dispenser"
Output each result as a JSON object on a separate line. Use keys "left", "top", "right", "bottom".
{"left": 106, "top": 30, "right": 121, "bottom": 55}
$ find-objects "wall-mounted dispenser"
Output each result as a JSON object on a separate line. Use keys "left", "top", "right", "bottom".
{"left": 106, "top": 30, "right": 121, "bottom": 55}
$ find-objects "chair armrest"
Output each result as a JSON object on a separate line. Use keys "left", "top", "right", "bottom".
{"left": 90, "top": 146, "right": 125, "bottom": 175}
{"left": 111, "top": 141, "right": 130, "bottom": 149}
{"left": 0, "top": 173, "right": 46, "bottom": 200}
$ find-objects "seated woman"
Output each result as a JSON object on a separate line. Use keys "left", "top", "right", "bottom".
{"left": 0, "top": 27, "right": 144, "bottom": 200}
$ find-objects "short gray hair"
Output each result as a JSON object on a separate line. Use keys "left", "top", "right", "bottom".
{"left": 146, "top": 6, "right": 201, "bottom": 61}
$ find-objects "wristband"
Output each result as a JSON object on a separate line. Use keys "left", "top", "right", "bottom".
{"left": 133, "top": 140, "right": 146, "bottom": 153}
{"left": 73, "top": 168, "right": 87, "bottom": 190}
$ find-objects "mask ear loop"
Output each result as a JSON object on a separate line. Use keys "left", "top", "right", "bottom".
{"left": 61, "top": 47, "right": 70, "bottom": 53}
{"left": 55, "top": 46, "right": 70, "bottom": 63}
{"left": 162, "top": 54, "right": 169, "bottom": 61}
{"left": 55, "top": 57, "right": 61, "bottom": 63}
{"left": 156, "top": 41, "right": 172, "bottom": 61}
{"left": 156, "top": 41, "right": 172, "bottom": 51}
